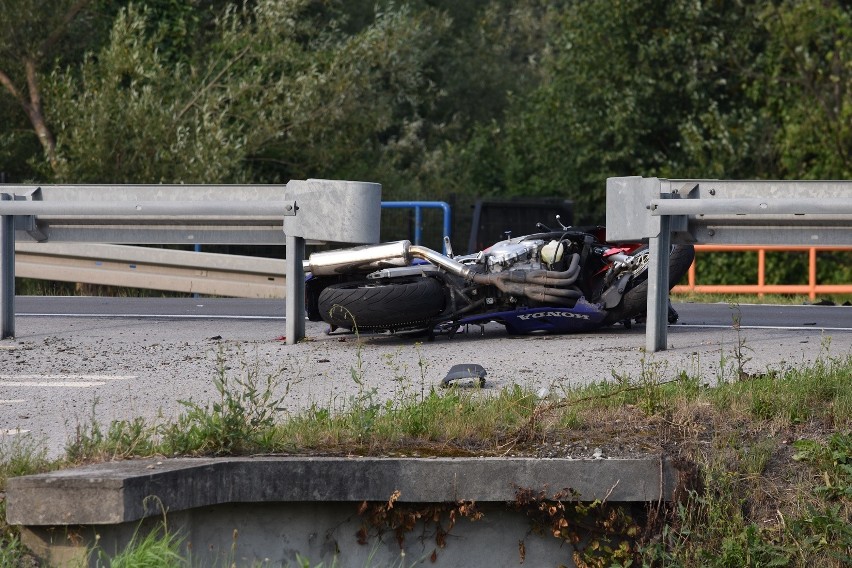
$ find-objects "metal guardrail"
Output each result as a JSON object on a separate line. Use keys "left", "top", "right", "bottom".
{"left": 0, "top": 180, "right": 382, "bottom": 342}
{"left": 10, "top": 200, "right": 453, "bottom": 300}
{"left": 14, "top": 243, "right": 288, "bottom": 298}
{"left": 673, "top": 244, "right": 852, "bottom": 299}
{"left": 606, "top": 177, "right": 852, "bottom": 352}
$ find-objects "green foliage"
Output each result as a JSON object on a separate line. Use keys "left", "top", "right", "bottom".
{"left": 0, "top": 533, "right": 30, "bottom": 568}
{"left": 47, "top": 3, "right": 258, "bottom": 183}
{"left": 0, "top": 436, "right": 51, "bottom": 484}
{"left": 65, "top": 394, "right": 163, "bottom": 463}
{"left": 454, "top": 0, "right": 771, "bottom": 222}
{"left": 160, "top": 348, "right": 286, "bottom": 455}
{"left": 3, "top": 347, "right": 852, "bottom": 565}
{"left": 0, "top": 0, "right": 111, "bottom": 70}
{"left": 449, "top": 0, "right": 851, "bottom": 230}
{"left": 0, "top": 100, "right": 41, "bottom": 182}
{"left": 793, "top": 433, "right": 852, "bottom": 501}
{"left": 654, "top": 431, "right": 852, "bottom": 567}
{"left": 0, "top": 0, "right": 114, "bottom": 174}
{"left": 39, "top": 1, "right": 450, "bottom": 187}
{"left": 67, "top": 411, "right": 158, "bottom": 463}
{"left": 277, "top": 381, "right": 537, "bottom": 454}
{"left": 61, "top": 349, "right": 290, "bottom": 462}
{"left": 641, "top": 355, "right": 852, "bottom": 567}
{"left": 706, "top": 352, "right": 852, "bottom": 426}
{"left": 2, "top": 0, "right": 851, "bottom": 290}
{"left": 758, "top": 0, "right": 852, "bottom": 179}
{"left": 96, "top": 522, "right": 186, "bottom": 568}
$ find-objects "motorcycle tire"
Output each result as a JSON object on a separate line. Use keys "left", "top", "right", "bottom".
{"left": 317, "top": 277, "right": 445, "bottom": 330}
{"left": 602, "top": 244, "right": 695, "bottom": 325}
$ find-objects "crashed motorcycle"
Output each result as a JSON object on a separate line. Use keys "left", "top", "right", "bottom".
{"left": 303, "top": 220, "right": 694, "bottom": 336}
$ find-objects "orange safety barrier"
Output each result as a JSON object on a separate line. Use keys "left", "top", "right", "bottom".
{"left": 671, "top": 245, "right": 852, "bottom": 300}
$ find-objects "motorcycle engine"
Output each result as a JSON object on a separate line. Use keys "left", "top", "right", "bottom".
{"left": 480, "top": 240, "right": 546, "bottom": 272}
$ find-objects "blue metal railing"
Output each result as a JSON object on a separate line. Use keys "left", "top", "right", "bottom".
{"left": 381, "top": 201, "right": 451, "bottom": 253}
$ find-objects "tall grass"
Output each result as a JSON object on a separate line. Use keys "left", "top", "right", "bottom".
{"left": 96, "top": 522, "right": 185, "bottom": 568}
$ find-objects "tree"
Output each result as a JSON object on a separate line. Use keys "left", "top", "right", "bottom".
{"left": 453, "top": 0, "right": 772, "bottom": 222}
{"left": 44, "top": 1, "right": 449, "bottom": 185}
{"left": 0, "top": 0, "right": 102, "bottom": 172}
{"left": 759, "top": 0, "right": 852, "bottom": 178}
{"left": 320, "top": 0, "right": 566, "bottom": 200}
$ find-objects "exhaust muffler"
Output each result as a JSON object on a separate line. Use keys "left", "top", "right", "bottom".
{"left": 304, "top": 241, "right": 412, "bottom": 275}
{"left": 304, "top": 241, "right": 476, "bottom": 277}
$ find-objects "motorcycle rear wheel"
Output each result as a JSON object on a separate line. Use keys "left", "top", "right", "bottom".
{"left": 602, "top": 244, "right": 695, "bottom": 325}
{"left": 317, "top": 277, "right": 445, "bottom": 330}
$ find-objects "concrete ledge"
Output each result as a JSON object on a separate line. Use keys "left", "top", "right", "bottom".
{"left": 7, "top": 456, "right": 675, "bottom": 526}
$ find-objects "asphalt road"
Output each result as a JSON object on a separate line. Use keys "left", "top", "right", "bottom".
{"left": 2, "top": 297, "right": 850, "bottom": 459}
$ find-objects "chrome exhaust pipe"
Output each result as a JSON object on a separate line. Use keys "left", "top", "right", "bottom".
{"left": 304, "top": 241, "right": 413, "bottom": 275}
{"left": 408, "top": 245, "right": 473, "bottom": 278}
{"left": 305, "top": 240, "right": 476, "bottom": 278}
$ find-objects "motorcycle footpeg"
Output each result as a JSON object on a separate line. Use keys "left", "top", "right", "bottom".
{"left": 441, "top": 364, "right": 487, "bottom": 388}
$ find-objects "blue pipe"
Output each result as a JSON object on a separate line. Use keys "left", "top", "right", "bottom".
{"left": 381, "top": 201, "right": 452, "bottom": 254}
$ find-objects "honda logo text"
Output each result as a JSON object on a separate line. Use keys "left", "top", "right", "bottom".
{"left": 516, "top": 311, "right": 590, "bottom": 321}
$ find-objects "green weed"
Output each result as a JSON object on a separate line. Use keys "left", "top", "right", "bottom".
{"left": 94, "top": 522, "right": 186, "bottom": 568}
{"left": 0, "top": 533, "right": 30, "bottom": 568}
{"left": 160, "top": 347, "right": 286, "bottom": 456}
{"left": 0, "top": 436, "right": 51, "bottom": 482}
{"left": 640, "top": 355, "right": 852, "bottom": 567}
{"left": 66, "top": 400, "right": 157, "bottom": 463}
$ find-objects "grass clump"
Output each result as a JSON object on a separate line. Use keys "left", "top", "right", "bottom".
{"left": 94, "top": 521, "right": 185, "bottom": 568}
{"left": 66, "top": 347, "right": 289, "bottom": 461}
{"left": 514, "top": 350, "right": 852, "bottom": 566}
{"left": 66, "top": 404, "right": 158, "bottom": 463}
{"left": 634, "top": 354, "right": 852, "bottom": 567}
{"left": 703, "top": 351, "right": 852, "bottom": 427}
{"left": 159, "top": 349, "right": 287, "bottom": 456}
{"left": 276, "top": 383, "right": 537, "bottom": 456}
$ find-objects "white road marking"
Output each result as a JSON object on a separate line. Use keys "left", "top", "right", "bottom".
{"left": 0, "top": 375, "right": 135, "bottom": 388}
{"left": 1, "top": 381, "right": 107, "bottom": 387}
{"left": 1, "top": 429, "right": 30, "bottom": 435}
{"left": 0, "top": 399, "right": 26, "bottom": 404}
{"left": 678, "top": 324, "right": 852, "bottom": 332}
{"left": 0, "top": 374, "right": 136, "bottom": 380}
{"left": 18, "top": 313, "right": 285, "bottom": 320}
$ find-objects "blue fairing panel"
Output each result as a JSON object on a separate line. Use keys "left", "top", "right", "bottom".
{"left": 457, "top": 299, "right": 606, "bottom": 334}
